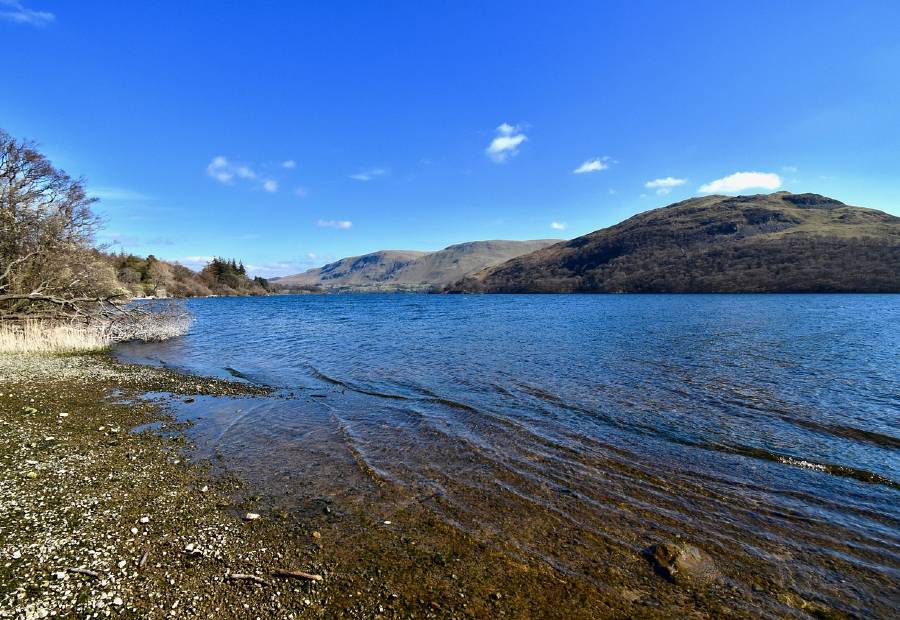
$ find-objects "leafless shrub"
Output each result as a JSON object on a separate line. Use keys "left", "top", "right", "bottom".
{"left": 104, "top": 300, "right": 193, "bottom": 342}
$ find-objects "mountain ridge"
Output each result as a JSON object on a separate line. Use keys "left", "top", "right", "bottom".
{"left": 446, "top": 192, "right": 900, "bottom": 293}
{"left": 273, "top": 239, "right": 561, "bottom": 291}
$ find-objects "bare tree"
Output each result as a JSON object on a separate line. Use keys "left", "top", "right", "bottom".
{"left": 0, "top": 129, "right": 124, "bottom": 319}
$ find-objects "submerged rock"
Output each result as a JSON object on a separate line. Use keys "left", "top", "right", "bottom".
{"left": 644, "top": 542, "right": 719, "bottom": 584}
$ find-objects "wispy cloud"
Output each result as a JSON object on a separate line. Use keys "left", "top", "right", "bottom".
{"left": 102, "top": 232, "right": 175, "bottom": 248}
{"left": 101, "top": 232, "right": 141, "bottom": 247}
{"left": 550, "top": 221, "right": 567, "bottom": 231}
{"left": 236, "top": 165, "right": 256, "bottom": 180}
{"left": 645, "top": 176, "right": 687, "bottom": 195}
{"left": 206, "top": 156, "right": 235, "bottom": 184}
{"left": 206, "top": 156, "right": 280, "bottom": 193}
{"left": 317, "top": 219, "right": 352, "bottom": 230}
{"left": 348, "top": 168, "right": 387, "bottom": 182}
{"left": 0, "top": 0, "right": 54, "bottom": 26}
{"left": 573, "top": 158, "right": 609, "bottom": 174}
{"left": 245, "top": 260, "right": 308, "bottom": 278}
{"left": 91, "top": 186, "right": 151, "bottom": 202}
{"left": 174, "top": 256, "right": 215, "bottom": 271}
{"left": 486, "top": 123, "right": 527, "bottom": 163}
{"left": 699, "top": 171, "right": 782, "bottom": 194}
{"left": 781, "top": 165, "right": 798, "bottom": 173}
{"left": 294, "top": 186, "right": 309, "bottom": 198}
{"left": 281, "top": 160, "right": 297, "bottom": 169}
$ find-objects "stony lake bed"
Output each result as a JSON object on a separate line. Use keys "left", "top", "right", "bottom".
{"left": 1, "top": 340, "right": 896, "bottom": 618}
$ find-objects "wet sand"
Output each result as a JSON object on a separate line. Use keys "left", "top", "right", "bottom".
{"left": 0, "top": 353, "right": 889, "bottom": 618}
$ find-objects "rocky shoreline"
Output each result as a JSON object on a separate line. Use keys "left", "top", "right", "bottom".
{"left": 0, "top": 353, "right": 860, "bottom": 619}
{"left": 0, "top": 354, "right": 612, "bottom": 619}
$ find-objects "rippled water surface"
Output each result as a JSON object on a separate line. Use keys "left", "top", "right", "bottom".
{"left": 116, "top": 294, "right": 900, "bottom": 616}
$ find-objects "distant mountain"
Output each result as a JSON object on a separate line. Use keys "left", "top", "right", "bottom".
{"left": 446, "top": 192, "right": 900, "bottom": 293}
{"left": 275, "top": 250, "right": 429, "bottom": 289}
{"left": 274, "top": 240, "right": 560, "bottom": 291}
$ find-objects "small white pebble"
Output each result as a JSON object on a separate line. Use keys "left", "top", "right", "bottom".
{"left": 130, "top": 527, "right": 138, "bottom": 535}
{"left": 139, "top": 516, "right": 149, "bottom": 524}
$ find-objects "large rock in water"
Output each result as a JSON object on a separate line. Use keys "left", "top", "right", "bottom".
{"left": 645, "top": 542, "right": 719, "bottom": 583}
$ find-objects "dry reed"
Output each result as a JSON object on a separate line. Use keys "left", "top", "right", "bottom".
{"left": 0, "top": 303, "right": 192, "bottom": 354}
{"left": 0, "top": 321, "right": 112, "bottom": 354}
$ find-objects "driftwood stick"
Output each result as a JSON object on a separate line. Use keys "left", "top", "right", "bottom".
{"left": 272, "top": 568, "right": 323, "bottom": 582}
{"left": 227, "top": 573, "right": 270, "bottom": 586}
{"left": 66, "top": 567, "right": 100, "bottom": 578}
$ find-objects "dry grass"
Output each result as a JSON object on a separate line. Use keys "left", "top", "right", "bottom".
{"left": 0, "top": 321, "right": 112, "bottom": 354}
{"left": 0, "top": 301, "right": 192, "bottom": 355}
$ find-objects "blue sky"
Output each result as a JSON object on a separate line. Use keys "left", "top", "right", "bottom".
{"left": 2, "top": 1, "right": 899, "bottom": 276}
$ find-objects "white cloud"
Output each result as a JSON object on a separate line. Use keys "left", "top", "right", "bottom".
{"left": 206, "top": 156, "right": 234, "bottom": 184}
{"left": 282, "top": 160, "right": 297, "bottom": 169}
{"left": 207, "top": 156, "right": 285, "bottom": 193}
{"left": 781, "top": 165, "right": 798, "bottom": 173}
{"left": 645, "top": 176, "right": 687, "bottom": 195}
{"left": 550, "top": 221, "right": 567, "bottom": 231}
{"left": 294, "top": 186, "right": 309, "bottom": 198}
{"left": 573, "top": 158, "right": 609, "bottom": 174}
{"left": 0, "top": 0, "right": 54, "bottom": 26}
{"left": 317, "top": 219, "right": 352, "bottom": 230}
{"left": 486, "top": 123, "right": 527, "bottom": 163}
{"left": 699, "top": 171, "right": 782, "bottom": 194}
{"left": 349, "top": 168, "right": 387, "bottom": 181}
{"left": 645, "top": 177, "right": 686, "bottom": 189}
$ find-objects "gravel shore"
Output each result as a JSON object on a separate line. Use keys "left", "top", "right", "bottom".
{"left": 1, "top": 353, "right": 844, "bottom": 619}
{"left": 0, "top": 354, "right": 620, "bottom": 619}
{"left": 0, "top": 354, "right": 330, "bottom": 619}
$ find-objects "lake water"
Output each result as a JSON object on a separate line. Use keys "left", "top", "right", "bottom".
{"left": 116, "top": 294, "right": 900, "bottom": 616}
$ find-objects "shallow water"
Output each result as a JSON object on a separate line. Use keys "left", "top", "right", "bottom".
{"left": 116, "top": 294, "right": 900, "bottom": 616}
